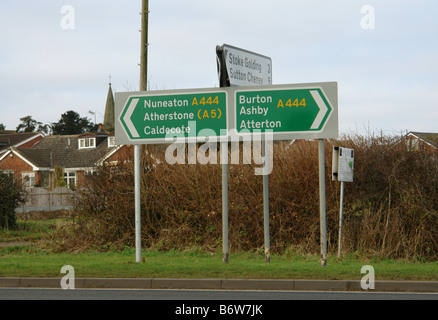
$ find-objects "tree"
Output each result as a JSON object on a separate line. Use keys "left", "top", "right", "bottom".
{"left": 16, "top": 116, "right": 40, "bottom": 133}
{"left": 0, "top": 172, "right": 24, "bottom": 229}
{"left": 15, "top": 116, "right": 52, "bottom": 135}
{"left": 0, "top": 123, "right": 5, "bottom": 131}
{"left": 37, "top": 123, "right": 52, "bottom": 136}
{"left": 54, "top": 166, "right": 66, "bottom": 188}
{"left": 52, "top": 110, "right": 96, "bottom": 135}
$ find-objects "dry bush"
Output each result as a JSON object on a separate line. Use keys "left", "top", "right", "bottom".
{"left": 337, "top": 133, "right": 438, "bottom": 260}
{"left": 53, "top": 135, "right": 438, "bottom": 260}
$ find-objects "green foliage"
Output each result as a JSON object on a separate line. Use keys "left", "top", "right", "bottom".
{"left": 54, "top": 166, "right": 66, "bottom": 188}
{"left": 0, "top": 172, "right": 24, "bottom": 230}
{"left": 15, "top": 115, "right": 50, "bottom": 134}
{"left": 52, "top": 110, "right": 96, "bottom": 135}
{"left": 16, "top": 115, "right": 40, "bottom": 133}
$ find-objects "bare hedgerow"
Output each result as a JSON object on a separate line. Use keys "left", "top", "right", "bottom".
{"left": 51, "top": 135, "right": 438, "bottom": 260}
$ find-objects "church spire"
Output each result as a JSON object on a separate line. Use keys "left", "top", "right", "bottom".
{"left": 103, "top": 78, "right": 115, "bottom": 133}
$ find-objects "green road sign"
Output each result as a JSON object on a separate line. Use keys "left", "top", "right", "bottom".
{"left": 115, "top": 82, "right": 338, "bottom": 144}
{"left": 235, "top": 87, "right": 333, "bottom": 134}
{"left": 118, "top": 90, "right": 227, "bottom": 144}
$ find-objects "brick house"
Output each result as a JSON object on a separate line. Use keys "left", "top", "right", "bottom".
{"left": 0, "top": 132, "right": 134, "bottom": 190}
{"left": 0, "top": 83, "right": 136, "bottom": 190}
{"left": 404, "top": 131, "right": 438, "bottom": 153}
{"left": 0, "top": 131, "right": 44, "bottom": 154}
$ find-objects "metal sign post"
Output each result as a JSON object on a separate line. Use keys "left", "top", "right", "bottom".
{"left": 217, "top": 45, "right": 230, "bottom": 263}
{"left": 332, "top": 147, "right": 354, "bottom": 258}
{"left": 262, "top": 137, "right": 271, "bottom": 263}
{"left": 216, "top": 44, "right": 273, "bottom": 263}
{"left": 318, "top": 139, "right": 327, "bottom": 267}
{"left": 134, "top": 0, "right": 149, "bottom": 263}
{"left": 338, "top": 180, "right": 345, "bottom": 258}
{"left": 134, "top": 145, "right": 141, "bottom": 263}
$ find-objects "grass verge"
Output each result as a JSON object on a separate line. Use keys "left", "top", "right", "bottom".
{"left": 0, "top": 246, "right": 437, "bottom": 281}
{"left": 1, "top": 214, "right": 437, "bottom": 281}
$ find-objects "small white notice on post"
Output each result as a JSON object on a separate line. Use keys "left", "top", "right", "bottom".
{"left": 332, "top": 146, "right": 354, "bottom": 258}
{"left": 332, "top": 147, "right": 354, "bottom": 182}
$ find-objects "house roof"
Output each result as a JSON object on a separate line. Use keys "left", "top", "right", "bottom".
{"left": 0, "top": 133, "right": 124, "bottom": 172}
{"left": 14, "top": 148, "right": 52, "bottom": 169}
{"left": 407, "top": 131, "right": 438, "bottom": 149}
{"left": 0, "top": 132, "right": 44, "bottom": 153}
{"left": 29, "top": 134, "right": 115, "bottom": 169}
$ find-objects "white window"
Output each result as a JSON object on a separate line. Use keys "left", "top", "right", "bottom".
{"left": 406, "top": 138, "right": 419, "bottom": 151}
{"left": 64, "top": 171, "right": 76, "bottom": 189}
{"left": 1, "top": 170, "right": 14, "bottom": 177}
{"left": 108, "top": 136, "right": 116, "bottom": 147}
{"left": 41, "top": 171, "right": 50, "bottom": 188}
{"left": 79, "top": 138, "right": 96, "bottom": 149}
{"left": 84, "top": 168, "right": 96, "bottom": 176}
{"left": 22, "top": 173, "right": 35, "bottom": 188}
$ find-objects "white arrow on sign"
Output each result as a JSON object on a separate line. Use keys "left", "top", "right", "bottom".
{"left": 123, "top": 98, "right": 140, "bottom": 138}
{"left": 310, "top": 90, "right": 328, "bottom": 130}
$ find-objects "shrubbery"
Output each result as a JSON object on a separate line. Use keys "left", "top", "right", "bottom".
{"left": 0, "top": 172, "right": 24, "bottom": 229}
{"left": 55, "top": 133, "right": 438, "bottom": 260}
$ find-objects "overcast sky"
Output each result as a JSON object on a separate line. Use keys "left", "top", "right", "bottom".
{"left": 1, "top": 0, "right": 437, "bottom": 136}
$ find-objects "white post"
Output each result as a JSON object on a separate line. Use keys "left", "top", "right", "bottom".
{"left": 134, "top": 145, "right": 141, "bottom": 263}
{"left": 318, "top": 139, "right": 327, "bottom": 267}
{"left": 337, "top": 181, "right": 345, "bottom": 258}
{"left": 222, "top": 161, "right": 229, "bottom": 264}
{"left": 263, "top": 138, "right": 270, "bottom": 263}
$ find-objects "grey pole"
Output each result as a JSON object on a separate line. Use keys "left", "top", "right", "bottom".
{"left": 222, "top": 160, "right": 229, "bottom": 263}
{"left": 337, "top": 181, "right": 345, "bottom": 258}
{"left": 318, "top": 139, "right": 327, "bottom": 267}
{"left": 134, "top": 145, "right": 141, "bottom": 263}
{"left": 217, "top": 46, "right": 229, "bottom": 264}
{"left": 135, "top": 0, "right": 149, "bottom": 263}
{"left": 263, "top": 139, "right": 270, "bottom": 263}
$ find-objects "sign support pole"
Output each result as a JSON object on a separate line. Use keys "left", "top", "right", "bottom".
{"left": 318, "top": 139, "right": 327, "bottom": 267}
{"left": 134, "top": 0, "right": 149, "bottom": 263}
{"left": 217, "top": 46, "right": 229, "bottom": 264}
{"left": 263, "top": 138, "right": 270, "bottom": 263}
{"left": 134, "top": 145, "right": 141, "bottom": 263}
{"left": 333, "top": 146, "right": 354, "bottom": 258}
{"left": 222, "top": 160, "right": 229, "bottom": 264}
{"left": 337, "top": 180, "right": 345, "bottom": 258}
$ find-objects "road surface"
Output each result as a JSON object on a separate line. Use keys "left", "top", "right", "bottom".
{"left": 1, "top": 288, "right": 437, "bottom": 300}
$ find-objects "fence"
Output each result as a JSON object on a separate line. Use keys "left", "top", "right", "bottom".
{"left": 16, "top": 187, "right": 74, "bottom": 213}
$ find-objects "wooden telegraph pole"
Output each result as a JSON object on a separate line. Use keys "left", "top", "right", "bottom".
{"left": 140, "top": 0, "right": 149, "bottom": 92}
{"left": 135, "top": 0, "right": 149, "bottom": 263}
